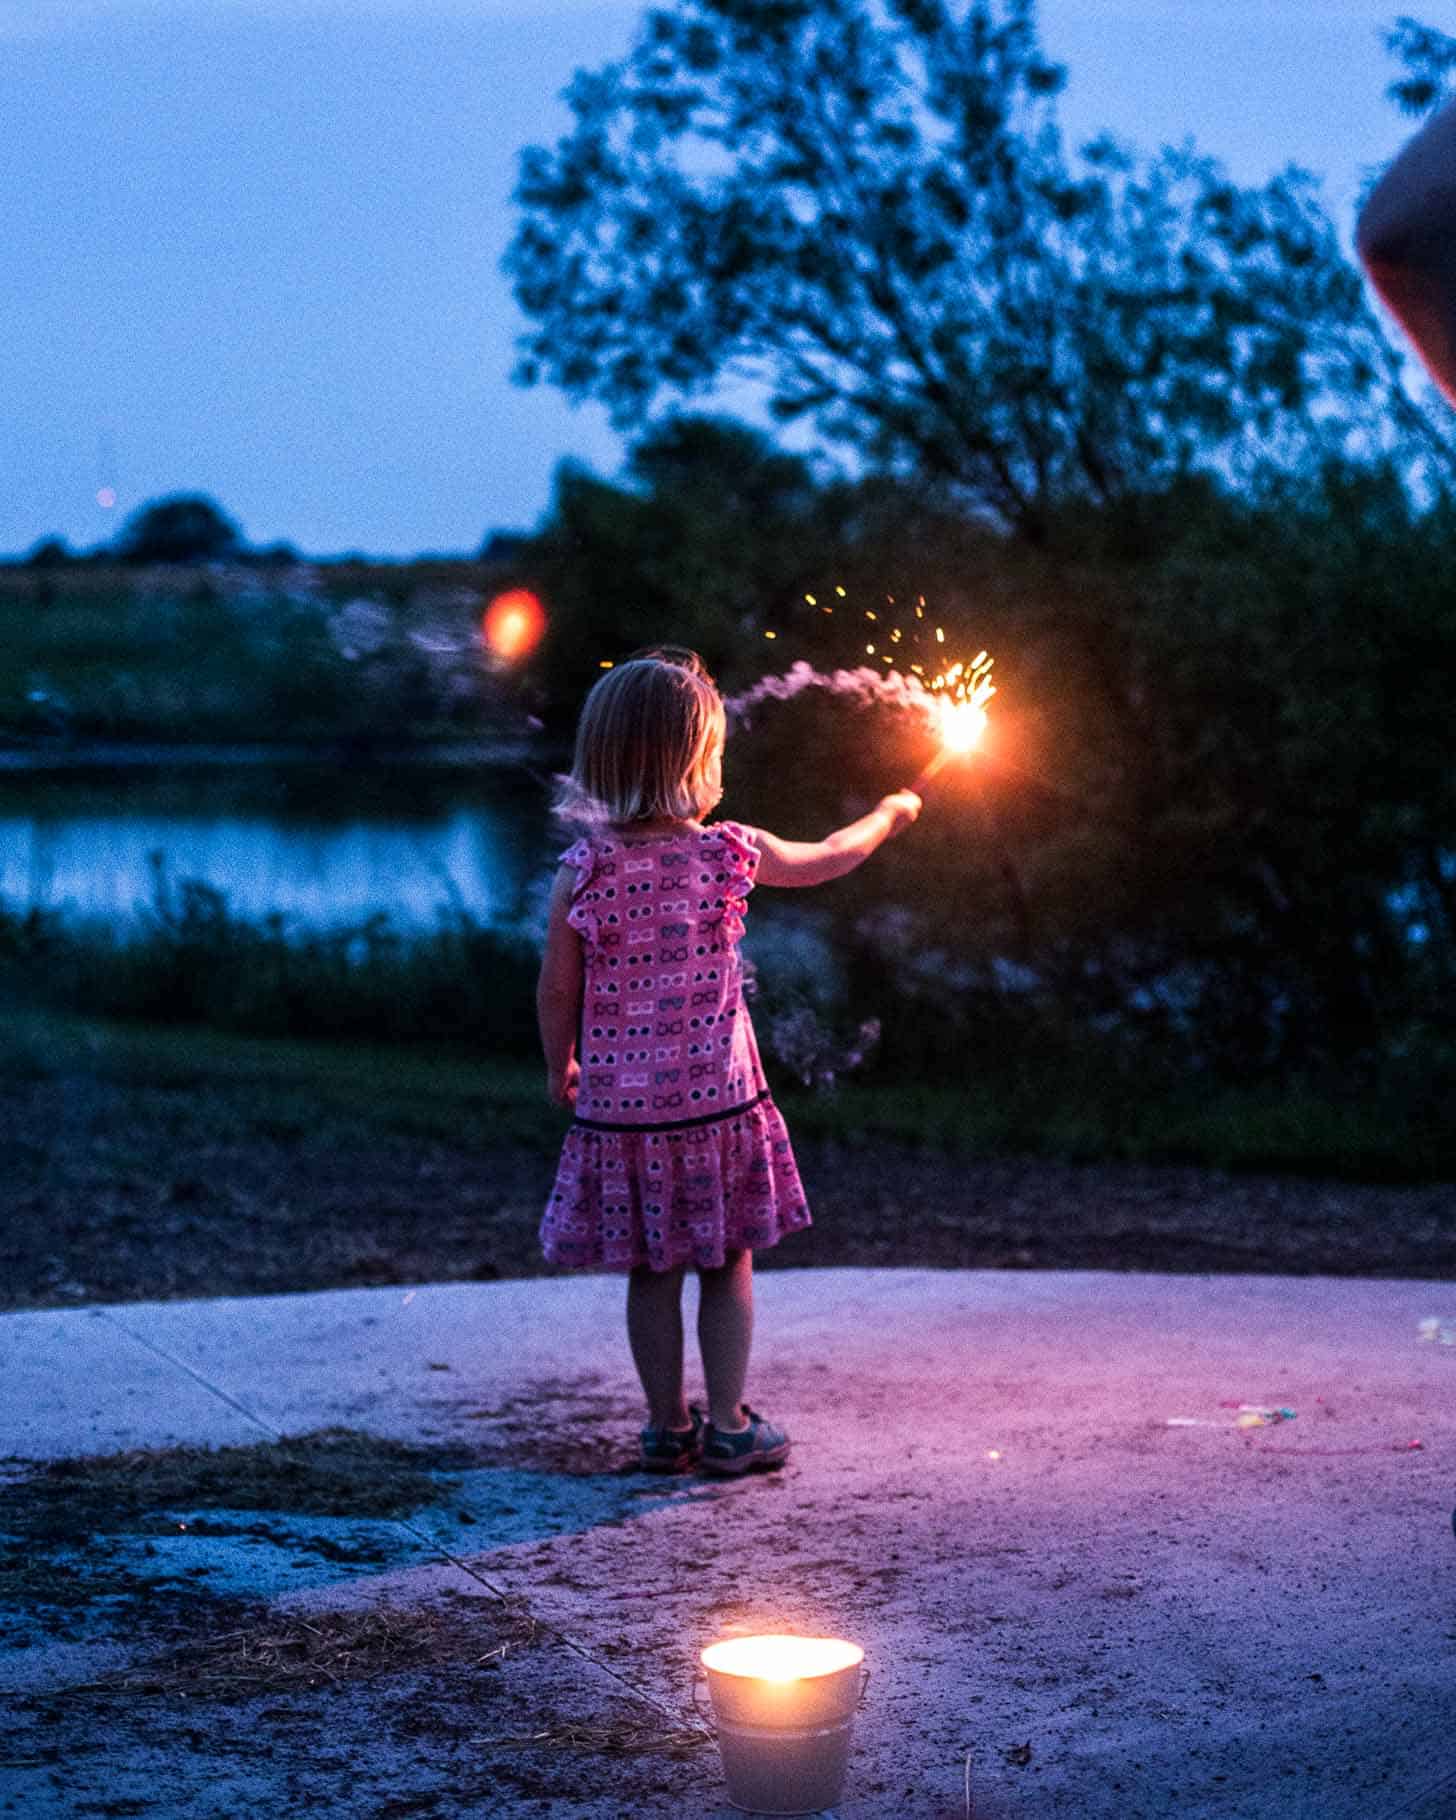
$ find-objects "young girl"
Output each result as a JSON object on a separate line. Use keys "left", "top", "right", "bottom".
{"left": 537, "top": 656, "right": 921, "bottom": 1475}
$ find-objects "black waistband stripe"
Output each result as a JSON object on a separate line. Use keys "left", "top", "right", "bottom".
{"left": 571, "top": 1089, "right": 771, "bottom": 1135}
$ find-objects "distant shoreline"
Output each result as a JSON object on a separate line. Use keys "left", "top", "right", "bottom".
{"left": 0, "top": 736, "right": 545, "bottom": 774}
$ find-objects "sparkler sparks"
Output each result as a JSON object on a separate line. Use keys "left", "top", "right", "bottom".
{"left": 732, "top": 581, "right": 996, "bottom": 797}
{"left": 911, "top": 658, "right": 995, "bottom": 790}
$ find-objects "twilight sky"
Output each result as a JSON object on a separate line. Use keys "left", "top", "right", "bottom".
{"left": 0, "top": 1, "right": 1426, "bottom": 558}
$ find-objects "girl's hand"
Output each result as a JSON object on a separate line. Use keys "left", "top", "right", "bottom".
{"left": 880, "top": 790, "right": 923, "bottom": 835}
{"left": 538, "top": 862, "right": 585, "bottom": 1108}
{"left": 548, "top": 1058, "right": 580, "bottom": 1108}
{"left": 753, "top": 793, "right": 922, "bottom": 887}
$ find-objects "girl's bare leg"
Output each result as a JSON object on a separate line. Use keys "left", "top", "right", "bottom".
{"left": 697, "top": 1247, "right": 754, "bottom": 1432}
{"left": 627, "top": 1265, "right": 691, "bottom": 1430}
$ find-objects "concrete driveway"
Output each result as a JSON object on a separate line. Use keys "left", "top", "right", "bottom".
{"left": 2, "top": 1269, "right": 1453, "bottom": 1818}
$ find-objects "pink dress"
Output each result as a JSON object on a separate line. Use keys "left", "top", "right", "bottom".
{"left": 540, "top": 820, "right": 812, "bottom": 1273}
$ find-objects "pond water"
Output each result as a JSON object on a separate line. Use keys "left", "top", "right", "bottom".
{"left": 0, "top": 764, "right": 556, "bottom": 930}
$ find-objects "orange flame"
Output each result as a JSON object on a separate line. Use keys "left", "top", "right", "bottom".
{"left": 482, "top": 588, "right": 546, "bottom": 662}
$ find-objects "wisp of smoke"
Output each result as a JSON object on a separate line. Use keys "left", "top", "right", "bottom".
{"left": 726, "top": 661, "right": 938, "bottom": 729}
{"left": 555, "top": 662, "right": 941, "bottom": 825}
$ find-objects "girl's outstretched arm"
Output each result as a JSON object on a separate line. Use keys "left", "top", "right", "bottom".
{"left": 536, "top": 865, "right": 583, "bottom": 1105}
{"left": 751, "top": 790, "right": 922, "bottom": 888}
{"left": 1357, "top": 93, "right": 1456, "bottom": 404}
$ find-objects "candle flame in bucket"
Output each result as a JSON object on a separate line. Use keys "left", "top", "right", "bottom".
{"left": 701, "top": 1635, "right": 863, "bottom": 1683}
{"left": 701, "top": 1635, "right": 867, "bottom": 1814}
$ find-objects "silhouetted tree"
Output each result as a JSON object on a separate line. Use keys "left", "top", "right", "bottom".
{"left": 116, "top": 494, "right": 244, "bottom": 564}
{"left": 509, "top": 0, "right": 1428, "bottom": 541}
{"left": 521, "top": 414, "right": 840, "bottom": 722}
{"left": 250, "top": 541, "right": 301, "bottom": 567}
{"left": 24, "top": 536, "right": 71, "bottom": 568}
{"left": 1384, "top": 15, "right": 1456, "bottom": 115}
{"left": 480, "top": 529, "right": 530, "bottom": 563}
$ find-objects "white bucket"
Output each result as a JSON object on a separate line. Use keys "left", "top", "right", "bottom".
{"left": 701, "top": 1635, "right": 865, "bottom": 1816}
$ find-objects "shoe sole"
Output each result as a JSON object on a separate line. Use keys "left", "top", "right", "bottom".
{"left": 699, "top": 1443, "right": 790, "bottom": 1477}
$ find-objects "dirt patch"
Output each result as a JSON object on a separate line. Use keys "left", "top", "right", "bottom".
{"left": 472, "top": 1717, "right": 712, "bottom": 1760}
{"left": 9, "top": 1625, "right": 720, "bottom": 1816}
{"left": 2, "top": 1418, "right": 717, "bottom": 1814}
{"left": 52, "top": 1595, "right": 539, "bottom": 1700}
{"left": 0, "top": 1418, "right": 718, "bottom": 1810}
{"left": 452, "top": 1378, "right": 634, "bottom": 1477}
{"left": 0, "top": 1428, "right": 473, "bottom": 1650}
{"left": 2, "top": 1427, "right": 468, "bottom": 1536}
{"left": 1, "top": 1062, "right": 1452, "bottom": 1312}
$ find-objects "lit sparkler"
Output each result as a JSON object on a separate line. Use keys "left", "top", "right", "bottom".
{"left": 910, "top": 650, "right": 995, "bottom": 795}
{"left": 730, "top": 586, "right": 996, "bottom": 799}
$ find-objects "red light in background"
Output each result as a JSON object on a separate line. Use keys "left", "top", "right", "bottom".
{"left": 482, "top": 588, "right": 546, "bottom": 662}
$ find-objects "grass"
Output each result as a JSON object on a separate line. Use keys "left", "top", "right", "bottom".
{"left": 0, "top": 1007, "right": 558, "bottom": 1149}
{"left": 3, "top": 1003, "right": 1448, "bottom": 1184}
{"left": 0, "top": 889, "right": 542, "bottom": 1051}
{"left": 770, "top": 1071, "right": 1456, "bottom": 1183}
{"left": 0, "top": 559, "right": 505, "bottom": 745}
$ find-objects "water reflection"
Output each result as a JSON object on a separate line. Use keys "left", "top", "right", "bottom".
{"left": 0, "top": 766, "right": 550, "bottom": 929}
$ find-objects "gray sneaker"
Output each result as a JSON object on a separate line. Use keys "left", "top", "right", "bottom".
{"left": 639, "top": 1406, "right": 705, "bottom": 1474}
{"left": 701, "top": 1406, "right": 790, "bottom": 1476}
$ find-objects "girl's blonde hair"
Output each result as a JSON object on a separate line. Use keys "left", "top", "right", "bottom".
{"left": 558, "top": 657, "right": 725, "bottom": 826}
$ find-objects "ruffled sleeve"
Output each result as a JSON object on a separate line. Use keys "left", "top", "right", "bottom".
{"left": 712, "top": 821, "right": 760, "bottom": 942}
{"left": 559, "top": 836, "right": 605, "bottom": 946}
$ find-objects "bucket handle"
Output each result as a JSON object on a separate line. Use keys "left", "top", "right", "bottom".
{"left": 691, "top": 1668, "right": 715, "bottom": 1736}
